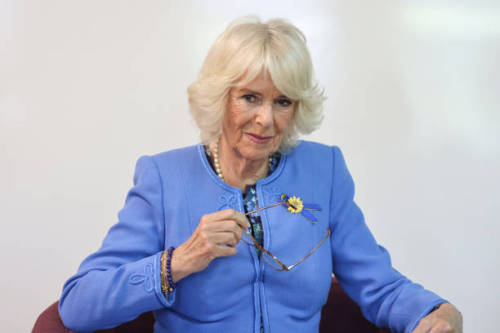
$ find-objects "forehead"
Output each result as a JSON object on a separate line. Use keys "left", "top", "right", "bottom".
{"left": 233, "top": 71, "right": 283, "bottom": 95}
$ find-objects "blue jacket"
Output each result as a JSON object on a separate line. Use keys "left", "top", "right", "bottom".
{"left": 59, "top": 141, "right": 446, "bottom": 333}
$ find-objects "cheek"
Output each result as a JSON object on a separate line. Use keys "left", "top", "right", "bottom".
{"left": 224, "top": 109, "right": 252, "bottom": 137}
{"left": 275, "top": 112, "right": 294, "bottom": 133}
{"left": 233, "top": 114, "right": 253, "bottom": 132}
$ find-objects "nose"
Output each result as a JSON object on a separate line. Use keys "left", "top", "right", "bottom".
{"left": 255, "top": 103, "right": 273, "bottom": 128}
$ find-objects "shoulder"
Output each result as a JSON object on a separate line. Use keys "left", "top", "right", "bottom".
{"left": 281, "top": 141, "right": 343, "bottom": 186}
{"left": 136, "top": 144, "right": 201, "bottom": 171}
{"left": 286, "top": 141, "right": 352, "bottom": 184}
{"left": 287, "top": 140, "right": 343, "bottom": 163}
{"left": 131, "top": 144, "right": 202, "bottom": 181}
{"left": 149, "top": 144, "right": 200, "bottom": 164}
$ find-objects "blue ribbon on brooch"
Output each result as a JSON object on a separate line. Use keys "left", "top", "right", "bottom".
{"left": 280, "top": 194, "right": 322, "bottom": 224}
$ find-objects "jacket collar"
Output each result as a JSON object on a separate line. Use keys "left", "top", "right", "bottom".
{"left": 196, "top": 143, "right": 288, "bottom": 195}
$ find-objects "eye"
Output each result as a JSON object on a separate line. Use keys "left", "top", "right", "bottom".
{"left": 276, "top": 98, "right": 292, "bottom": 108}
{"left": 242, "top": 94, "right": 257, "bottom": 103}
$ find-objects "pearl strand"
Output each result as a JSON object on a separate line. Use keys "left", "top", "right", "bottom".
{"left": 213, "top": 142, "right": 224, "bottom": 180}
{"left": 212, "top": 142, "right": 272, "bottom": 181}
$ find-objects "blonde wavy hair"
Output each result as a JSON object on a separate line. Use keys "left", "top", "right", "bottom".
{"left": 188, "top": 16, "right": 325, "bottom": 152}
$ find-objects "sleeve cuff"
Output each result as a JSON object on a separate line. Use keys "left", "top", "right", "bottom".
{"left": 406, "top": 299, "right": 449, "bottom": 333}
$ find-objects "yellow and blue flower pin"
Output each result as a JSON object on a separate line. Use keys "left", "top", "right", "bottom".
{"left": 280, "top": 194, "right": 321, "bottom": 223}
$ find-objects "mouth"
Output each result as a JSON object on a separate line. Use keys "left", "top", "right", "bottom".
{"left": 245, "top": 133, "right": 273, "bottom": 144}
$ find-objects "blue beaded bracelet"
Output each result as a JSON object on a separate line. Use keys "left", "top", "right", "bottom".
{"left": 166, "top": 246, "right": 176, "bottom": 291}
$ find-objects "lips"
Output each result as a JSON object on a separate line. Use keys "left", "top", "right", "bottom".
{"left": 245, "top": 133, "right": 273, "bottom": 144}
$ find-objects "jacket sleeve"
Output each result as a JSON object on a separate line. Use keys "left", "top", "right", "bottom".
{"left": 59, "top": 155, "right": 175, "bottom": 332}
{"left": 329, "top": 146, "right": 447, "bottom": 333}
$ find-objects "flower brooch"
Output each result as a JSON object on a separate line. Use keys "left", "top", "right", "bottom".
{"left": 280, "top": 194, "right": 321, "bottom": 223}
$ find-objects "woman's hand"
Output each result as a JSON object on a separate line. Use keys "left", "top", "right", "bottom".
{"left": 169, "top": 209, "right": 250, "bottom": 283}
{"left": 412, "top": 303, "right": 463, "bottom": 333}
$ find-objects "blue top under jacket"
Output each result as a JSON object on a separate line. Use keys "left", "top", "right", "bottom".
{"left": 59, "top": 141, "right": 446, "bottom": 333}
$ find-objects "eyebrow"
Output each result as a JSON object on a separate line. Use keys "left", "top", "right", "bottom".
{"left": 238, "top": 88, "right": 291, "bottom": 99}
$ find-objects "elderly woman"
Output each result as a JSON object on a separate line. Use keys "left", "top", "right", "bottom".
{"left": 59, "top": 17, "right": 462, "bottom": 333}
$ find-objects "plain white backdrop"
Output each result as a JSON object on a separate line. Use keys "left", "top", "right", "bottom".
{"left": 1, "top": 1, "right": 499, "bottom": 332}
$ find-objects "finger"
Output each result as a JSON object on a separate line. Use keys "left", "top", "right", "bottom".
{"left": 216, "top": 209, "right": 250, "bottom": 229}
{"left": 201, "top": 219, "right": 243, "bottom": 239}
{"left": 199, "top": 209, "right": 239, "bottom": 225}
{"left": 412, "top": 318, "right": 434, "bottom": 333}
{"left": 215, "top": 222, "right": 243, "bottom": 243}
{"left": 212, "top": 231, "right": 240, "bottom": 247}
{"left": 197, "top": 213, "right": 234, "bottom": 234}
{"left": 429, "top": 321, "right": 453, "bottom": 333}
{"left": 214, "top": 244, "right": 238, "bottom": 257}
{"left": 234, "top": 211, "right": 251, "bottom": 229}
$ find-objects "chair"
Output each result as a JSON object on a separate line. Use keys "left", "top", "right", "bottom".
{"left": 32, "top": 277, "right": 390, "bottom": 333}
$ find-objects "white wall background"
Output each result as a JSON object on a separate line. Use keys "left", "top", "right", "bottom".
{"left": 1, "top": 1, "right": 499, "bottom": 332}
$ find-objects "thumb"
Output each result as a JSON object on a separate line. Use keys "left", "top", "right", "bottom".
{"left": 412, "top": 317, "right": 433, "bottom": 333}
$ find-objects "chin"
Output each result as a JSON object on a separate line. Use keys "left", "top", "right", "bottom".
{"left": 238, "top": 146, "right": 273, "bottom": 161}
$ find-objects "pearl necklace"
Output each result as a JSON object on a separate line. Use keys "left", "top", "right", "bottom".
{"left": 212, "top": 142, "right": 272, "bottom": 181}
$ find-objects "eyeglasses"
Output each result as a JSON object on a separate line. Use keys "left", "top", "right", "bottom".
{"left": 241, "top": 199, "right": 331, "bottom": 271}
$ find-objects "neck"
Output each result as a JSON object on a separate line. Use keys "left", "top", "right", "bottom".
{"left": 212, "top": 139, "right": 270, "bottom": 192}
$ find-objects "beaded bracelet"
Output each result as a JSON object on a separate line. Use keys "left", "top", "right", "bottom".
{"left": 166, "top": 246, "right": 176, "bottom": 292}
{"left": 160, "top": 250, "right": 170, "bottom": 294}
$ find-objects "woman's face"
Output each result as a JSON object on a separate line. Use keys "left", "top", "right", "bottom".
{"left": 222, "top": 72, "right": 295, "bottom": 161}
